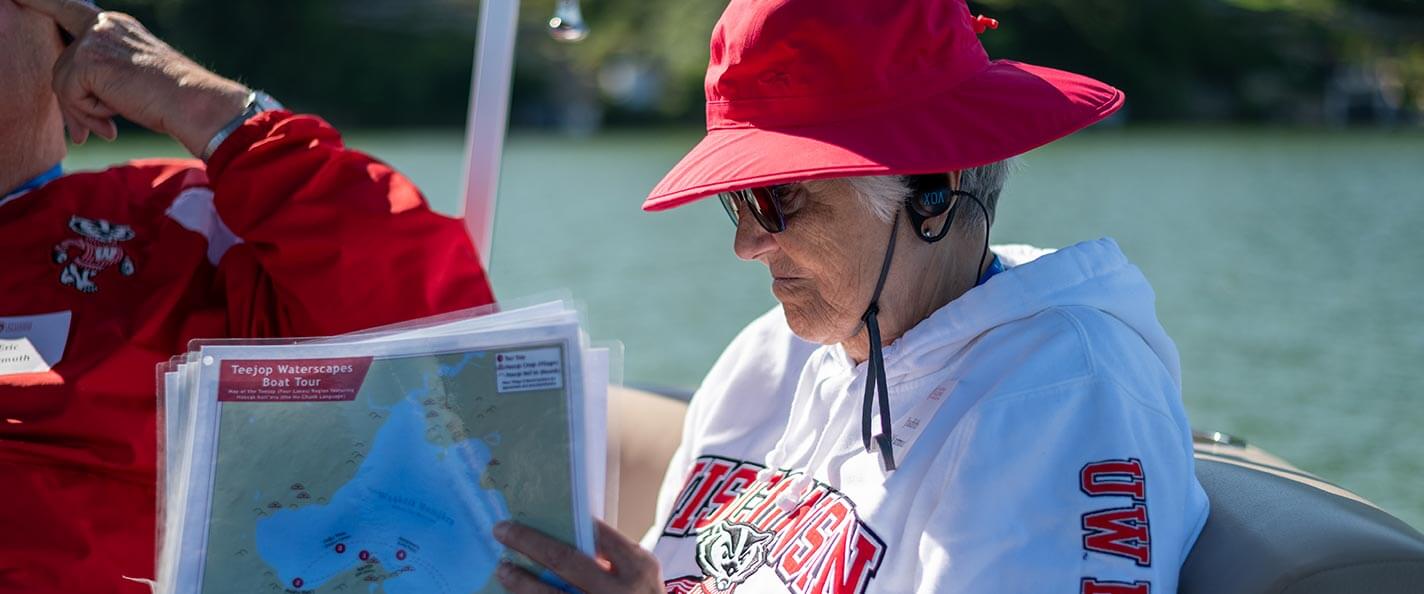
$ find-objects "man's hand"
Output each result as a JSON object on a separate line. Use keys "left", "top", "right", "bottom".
{"left": 494, "top": 520, "right": 665, "bottom": 593}
{"left": 17, "top": 0, "right": 251, "bottom": 156}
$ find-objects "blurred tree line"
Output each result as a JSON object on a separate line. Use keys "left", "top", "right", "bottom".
{"left": 101, "top": 0, "right": 1423, "bottom": 129}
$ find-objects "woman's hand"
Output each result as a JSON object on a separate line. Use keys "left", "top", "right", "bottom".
{"left": 494, "top": 519, "right": 664, "bottom": 593}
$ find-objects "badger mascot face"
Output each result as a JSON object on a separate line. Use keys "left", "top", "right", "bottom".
{"left": 68, "top": 216, "right": 136, "bottom": 243}
{"left": 695, "top": 521, "right": 775, "bottom": 592}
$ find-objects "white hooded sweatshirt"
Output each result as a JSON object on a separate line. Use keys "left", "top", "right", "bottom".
{"left": 644, "top": 239, "right": 1210, "bottom": 594}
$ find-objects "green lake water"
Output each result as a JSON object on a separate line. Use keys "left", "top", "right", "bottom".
{"left": 64, "top": 127, "right": 1424, "bottom": 529}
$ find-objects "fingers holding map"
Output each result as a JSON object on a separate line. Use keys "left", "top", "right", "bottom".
{"left": 156, "top": 301, "right": 606, "bottom": 593}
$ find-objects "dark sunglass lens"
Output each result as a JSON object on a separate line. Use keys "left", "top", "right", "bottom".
{"left": 718, "top": 192, "right": 741, "bottom": 226}
{"left": 748, "top": 186, "right": 786, "bottom": 233}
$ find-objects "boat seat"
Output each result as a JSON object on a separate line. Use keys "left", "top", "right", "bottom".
{"left": 1180, "top": 442, "right": 1424, "bottom": 593}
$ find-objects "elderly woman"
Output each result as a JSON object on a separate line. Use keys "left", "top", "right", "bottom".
{"left": 495, "top": 0, "right": 1208, "bottom": 592}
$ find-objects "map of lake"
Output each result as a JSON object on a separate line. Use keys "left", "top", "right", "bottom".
{"left": 255, "top": 394, "right": 505, "bottom": 592}
{"left": 197, "top": 345, "right": 579, "bottom": 593}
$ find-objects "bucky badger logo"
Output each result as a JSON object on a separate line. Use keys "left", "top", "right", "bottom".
{"left": 52, "top": 216, "right": 137, "bottom": 293}
{"left": 695, "top": 522, "right": 775, "bottom": 592}
{"left": 662, "top": 457, "right": 887, "bottom": 594}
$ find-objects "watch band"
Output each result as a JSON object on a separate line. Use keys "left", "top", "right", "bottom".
{"left": 200, "top": 90, "right": 284, "bottom": 161}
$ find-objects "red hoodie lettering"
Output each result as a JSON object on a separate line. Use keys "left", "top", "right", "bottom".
{"left": 661, "top": 455, "right": 885, "bottom": 594}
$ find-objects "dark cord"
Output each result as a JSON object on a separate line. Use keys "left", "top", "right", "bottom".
{"left": 964, "top": 192, "right": 990, "bottom": 288}
{"left": 860, "top": 191, "right": 991, "bottom": 473}
{"left": 860, "top": 212, "right": 900, "bottom": 470}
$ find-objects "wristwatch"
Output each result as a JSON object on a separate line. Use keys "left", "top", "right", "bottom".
{"left": 200, "top": 90, "right": 285, "bottom": 161}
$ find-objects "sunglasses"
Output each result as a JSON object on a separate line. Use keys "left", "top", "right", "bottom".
{"left": 717, "top": 185, "right": 793, "bottom": 234}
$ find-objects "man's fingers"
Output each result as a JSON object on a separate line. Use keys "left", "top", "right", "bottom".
{"left": 60, "top": 107, "right": 90, "bottom": 145}
{"left": 50, "top": 41, "right": 115, "bottom": 139}
{"left": 87, "top": 101, "right": 117, "bottom": 120}
{"left": 75, "top": 94, "right": 117, "bottom": 118}
{"left": 89, "top": 116, "right": 118, "bottom": 141}
{"left": 13, "top": 0, "right": 101, "bottom": 37}
{"left": 74, "top": 94, "right": 118, "bottom": 140}
{"left": 59, "top": 110, "right": 79, "bottom": 144}
{"left": 71, "top": 111, "right": 109, "bottom": 140}
{"left": 52, "top": 79, "right": 102, "bottom": 144}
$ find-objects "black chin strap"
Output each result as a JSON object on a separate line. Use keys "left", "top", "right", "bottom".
{"left": 860, "top": 190, "right": 992, "bottom": 473}
{"left": 861, "top": 212, "right": 900, "bottom": 471}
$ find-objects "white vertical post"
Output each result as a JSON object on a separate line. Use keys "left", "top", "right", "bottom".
{"left": 461, "top": 0, "right": 521, "bottom": 269}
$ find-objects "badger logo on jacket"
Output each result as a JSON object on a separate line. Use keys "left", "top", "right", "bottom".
{"left": 661, "top": 456, "right": 886, "bottom": 594}
{"left": 696, "top": 522, "right": 774, "bottom": 591}
{"left": 52, "top": 216, "right": 137, "bottom": 293}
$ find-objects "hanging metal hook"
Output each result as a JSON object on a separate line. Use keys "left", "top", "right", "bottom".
{"left": 548, "top": 0, "right": 589, "bottom": 42}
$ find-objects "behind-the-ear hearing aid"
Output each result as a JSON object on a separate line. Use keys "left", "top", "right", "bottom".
{"left": 905, "top": 174, "right": 969, "bottom": 243}
{"left": 903, "top": 173, "right": 994, "bottom": 292}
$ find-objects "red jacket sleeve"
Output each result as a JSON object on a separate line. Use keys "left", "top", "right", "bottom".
{"left": 203, "top": 111, "right": 494, "bottom": 338}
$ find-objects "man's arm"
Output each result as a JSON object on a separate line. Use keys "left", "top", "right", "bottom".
{"left": 15, "top": 0, "right": 249, "bottom": 152}
{"left": 205, "top": 111, "right": 493, "bottom": 337}
{"left": 17, "top": 0, "right": 494, "bottom": 336}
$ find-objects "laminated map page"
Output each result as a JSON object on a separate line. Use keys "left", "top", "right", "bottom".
{"left": 164, "top": 321, "right": 593, "bottom": 593}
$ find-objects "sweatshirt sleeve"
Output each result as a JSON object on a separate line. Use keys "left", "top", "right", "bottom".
{"left": 916, "top": 376, "right": 1208, "bottom": 594}
{"left": 203, "top": 110, "right": 494, "bottom": 337}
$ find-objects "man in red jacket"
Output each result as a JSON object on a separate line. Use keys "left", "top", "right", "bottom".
{"left": 0, "top": 1, "right": 495, "bottom": 591}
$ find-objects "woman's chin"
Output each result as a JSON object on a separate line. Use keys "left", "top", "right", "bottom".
{"left": 778, "top": 302, "right": 841, "bottom": 346}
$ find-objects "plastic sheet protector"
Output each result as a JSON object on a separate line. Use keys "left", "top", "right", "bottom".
{"left": 156, "top": 301, "right": 608, "bottom": 593}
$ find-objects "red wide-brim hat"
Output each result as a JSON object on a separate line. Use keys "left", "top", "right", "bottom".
{"left": 644, "top": 0, "right": 1124, "bottom": 212}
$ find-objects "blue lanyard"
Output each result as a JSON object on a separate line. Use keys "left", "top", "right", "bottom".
{"left": 976, "top": 254, "right": 1005, "bottom": 286}
{"left": 4, "top": 164, "right": 63, "bottom": 199}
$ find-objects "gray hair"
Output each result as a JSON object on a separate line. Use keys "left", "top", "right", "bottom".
{"left": 811, "top": 158, "right": 1016, "bottom": 226}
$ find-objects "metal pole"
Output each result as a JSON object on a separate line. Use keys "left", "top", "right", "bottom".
{"left": 461, "top": 0, "right": 521, "bottom": 269}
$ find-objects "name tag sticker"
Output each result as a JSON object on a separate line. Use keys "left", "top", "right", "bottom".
{"left": 0, "top": 311, "right": 72, "bottom": 376}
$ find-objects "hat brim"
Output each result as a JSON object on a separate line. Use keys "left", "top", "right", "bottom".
{"left": 643, "top": 60, "right": 1124, "bottom": 211}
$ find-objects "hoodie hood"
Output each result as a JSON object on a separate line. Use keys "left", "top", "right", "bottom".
{"left": 762, "top": 238, "right": 1183, "bottom": 498}
{"left": 856, "top": 237, "right": 1181, "bottom": 390}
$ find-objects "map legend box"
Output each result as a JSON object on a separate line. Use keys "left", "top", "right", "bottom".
{"left": 495, "top": 348, "right": 564, "bottom": 393}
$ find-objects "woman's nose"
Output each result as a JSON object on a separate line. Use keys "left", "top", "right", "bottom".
{"left": 732, "top": 215, "right": 776, "bottom": 262}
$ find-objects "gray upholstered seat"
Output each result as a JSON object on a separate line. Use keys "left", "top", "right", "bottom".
{"left": 1181, "top": 446, "right": 1424, "bottom": 594}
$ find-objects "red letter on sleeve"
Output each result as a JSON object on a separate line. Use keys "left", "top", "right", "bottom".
{"left": 1081, "top": 578, "right": 1150, "bottom": 594}
{"left": 1081, "top": 459, "right": 1146, "bottom": 500}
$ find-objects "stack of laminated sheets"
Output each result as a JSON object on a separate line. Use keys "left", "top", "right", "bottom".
{"left": 156, "top": 300, "right": 613, "bottom": 593}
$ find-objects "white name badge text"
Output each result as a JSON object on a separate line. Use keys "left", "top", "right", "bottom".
{"left": 0, "top": 311, "right": 72, "bottom": 376}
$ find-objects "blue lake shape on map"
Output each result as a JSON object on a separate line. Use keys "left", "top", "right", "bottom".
{"left": 254, "top": 355, "right": 510, "bottom": 593}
